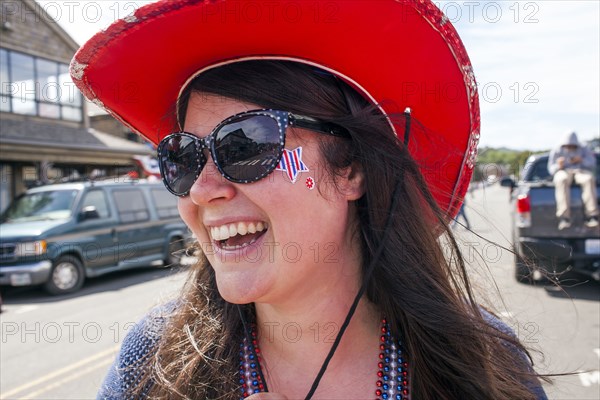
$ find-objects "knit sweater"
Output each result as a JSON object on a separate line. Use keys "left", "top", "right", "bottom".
{"left": 97, "top": 304, "right": 549, "bottom": 399}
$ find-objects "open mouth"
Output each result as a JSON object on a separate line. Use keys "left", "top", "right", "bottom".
{"left": 209, "top": 221, "right": 268, "bottom": 250}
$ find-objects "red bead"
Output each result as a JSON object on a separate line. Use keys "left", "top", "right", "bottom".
{"left": 375, "top": 389, "right": 382, "bottom": 396}
{"left": 259, "top": 384, "right": 264, "bottom": 389}
{"left": 255, "top": 348, "right": 260, "bottom": 353}
{"left": 377, "top": 371, "right": 383, "bottom": 377}
{"left": 380, "top": 335, "right": 386, "bottom": 342}
{"left": 381, "top": 326, "right": 387, "bottom": 333}
{"left": 376, "top": 380, "right": 383, "bottom": 387}
{"left": 379, "top": 344, "right": 385, "bottom": 351}
{"left": 403, "top": 371, "right": 407, "bottom": 377}
{"left": 382, "top": 318, "right": 387, "bottom": 324}
{"left": 379, "top": 353, "right": 384, "bottom": 359}
{"left": 403, "top": 389, "right": 408, "bottom": 395}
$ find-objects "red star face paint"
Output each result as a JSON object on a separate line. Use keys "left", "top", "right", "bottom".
{"left": 305, "top": 177, "right": 315, "bottom": 190}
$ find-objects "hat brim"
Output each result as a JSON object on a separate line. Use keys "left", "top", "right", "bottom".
{"left": 71, "top": 0, "right": 480, "bottom": 217}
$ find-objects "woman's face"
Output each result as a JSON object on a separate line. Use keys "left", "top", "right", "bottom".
{"left": 177, "top": 93, "right": 365, "bottom": 306}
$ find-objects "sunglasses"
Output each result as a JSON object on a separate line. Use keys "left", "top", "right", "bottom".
{"left": 157, "top": 109, "right": 350, "bottom": 196}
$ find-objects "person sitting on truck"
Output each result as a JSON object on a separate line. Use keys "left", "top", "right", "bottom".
{"left": 548, "top": 131, "right": 599, "bottom": 230}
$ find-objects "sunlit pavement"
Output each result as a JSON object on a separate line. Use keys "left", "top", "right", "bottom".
{"left": 0, "top": 185, "right": 598, "bottom": 399}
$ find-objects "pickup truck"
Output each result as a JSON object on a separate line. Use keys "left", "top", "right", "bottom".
{"left": 501, "top": 152, "right": 600, "bottom": 283}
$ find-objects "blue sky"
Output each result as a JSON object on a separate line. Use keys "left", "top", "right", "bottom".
{"left": 39, "top": 0, "right": 599, "bottom": 151}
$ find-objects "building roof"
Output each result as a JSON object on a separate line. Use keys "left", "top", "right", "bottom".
{"left": 0, "top": 118, "right": 154, "bottom": 165}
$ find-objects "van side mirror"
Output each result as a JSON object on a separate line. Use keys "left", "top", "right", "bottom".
{"left": 500, "top": 177, "right": 515, "bottom": 188}
{"left": 79, "top": 206, "right": 100, "bottom": 221}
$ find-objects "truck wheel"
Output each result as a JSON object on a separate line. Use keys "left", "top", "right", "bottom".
{"left": 514, "top": 251, "right": 535, "bottom": 284}
{"left": 44, "top": 256, "right": 85, "bottom": 295}
{"left": 165, "top": 237, "right": 184, "bottom": 267}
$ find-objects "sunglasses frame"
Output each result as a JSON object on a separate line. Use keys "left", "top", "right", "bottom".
{"left": 157, "top": 109, "right": 349, "bottom": 196}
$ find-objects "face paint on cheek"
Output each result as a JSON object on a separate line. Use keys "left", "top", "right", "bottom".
{"left": 275, "top": 147, "right": 309, "bottom": 183}
{"left": 305, "top": 177, "right": 315, "bottom": 190}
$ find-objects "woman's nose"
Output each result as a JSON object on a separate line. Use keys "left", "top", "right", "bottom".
{"left": 188, "top": 155, "right": 236, "bottom": 205}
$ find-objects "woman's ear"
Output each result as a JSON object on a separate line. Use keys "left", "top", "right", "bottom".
{"left": 339, "top": 162, "right": 366, "bottom": 201}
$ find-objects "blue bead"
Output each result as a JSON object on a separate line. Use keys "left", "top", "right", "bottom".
{"left": 253, "top": 380, "right": 258, "bottom": 386}
{"left": 250, "top": 363, "right": 257, "bottom": 368}
{"left": 385, "top": 348, "right": 390, "bottom": 354}
{"left": 249, "top": 354, "right": 255, "bottom": 360}
{"left": 383, "top": 383, "right": 389, "bottom": 390}
{"left": 384, "top": 366, "right": 390, "bottom": 372}
{"left": 383, "top": 375, "right": 389, "bottom": 381}
{"left": 396, "top": 395, "right": 402, "bottom": 400}
{"left": 239, "top": 379, "right": 244, "bottom": 384}
{"left": 397, "top": 376, "right": 402, "bottom": 382}
{"left": 385, "top": 357, "right": 390, "bottom": 363}
{"left": 251, "top": 371, "right": 257, "bottom": 377}
{"left": 254, "top": 389, "right": 260, "bottom": 394}
{"left": 396, "top": 385, "right": 403, "bottom": 391}
{"left": 248, "top": 346, "right": 254, "bottom": 351}
{"left": 382, "top": 394, "right": 389, "bottom": 399}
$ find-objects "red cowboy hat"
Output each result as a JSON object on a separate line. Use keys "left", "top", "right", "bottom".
{"left": 71, "top": 0, "right": 480, "bottom": 217}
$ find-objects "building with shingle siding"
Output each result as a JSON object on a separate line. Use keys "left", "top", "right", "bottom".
{"left": 0, "top": 0, "right": 153, "bottom": 212}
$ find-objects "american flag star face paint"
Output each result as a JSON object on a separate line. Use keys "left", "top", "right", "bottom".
{"left": 275, "top": 147, "right": 309, "bottom": 183}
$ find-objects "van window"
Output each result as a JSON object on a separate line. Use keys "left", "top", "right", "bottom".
{"left": 112, "top": 189, "right": 149, "bottom": 223}
{"left": 81, "top": 190, "right": 110, "bottom": 219}
{"left": 1, "top": 190, "right": 77, "bottom": 222}
{"left": 151, "top": 189, "right": 179, "bottom": 219}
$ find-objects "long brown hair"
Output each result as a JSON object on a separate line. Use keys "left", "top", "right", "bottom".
{"left": 130, "top": 60, "right": 547, "bottom": 399}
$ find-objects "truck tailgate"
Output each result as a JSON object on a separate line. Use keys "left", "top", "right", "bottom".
{"left": 523, "top": 185, "right": 598, "bottom": 238}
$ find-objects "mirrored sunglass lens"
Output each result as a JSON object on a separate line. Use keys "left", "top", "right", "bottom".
{"left": 160, "top": 135, "right": 204, "bottom": 194}
{"left": 214, "top": 115, "right": 282, "bottom": 181}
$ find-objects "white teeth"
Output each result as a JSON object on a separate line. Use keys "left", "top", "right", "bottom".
{"left": 219, "top": 225, "right": 229, "bottom": 240}
{"left": 209, "top": 221, "right": 267, "bottom": 242}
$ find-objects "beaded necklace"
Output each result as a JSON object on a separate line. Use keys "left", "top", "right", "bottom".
{"left": 239, "top": 318, "right": 410, "bottom": 400}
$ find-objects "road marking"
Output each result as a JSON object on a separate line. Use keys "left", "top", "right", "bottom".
{"left": 18, "top": 356, "right": 115, "bottom": 399}
{"left": 0, "top": 344, "right": 119, "bottom": 398}
{"left": 578, "top": 348, "right": 600, "bottom": 387}
{"left": 579, "top": 371, "right": 600, "bottom": 387}
{"left": 13, "top": 305, "right": 40, "bottom": 314}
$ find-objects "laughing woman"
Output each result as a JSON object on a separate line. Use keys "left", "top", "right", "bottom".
{"left": 71, "top": 1, "right": 549, "bottom": 399}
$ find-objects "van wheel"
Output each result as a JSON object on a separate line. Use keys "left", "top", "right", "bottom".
{"left": 165, "top": 237, "right": 184, "bottom": 267}
{"left": 44, "top": 256, "right": 85, "bottom": 295}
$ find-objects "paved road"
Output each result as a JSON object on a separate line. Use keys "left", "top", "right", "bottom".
{"left": 458, "top": 184, "right": 600, "bottom": 400}
{"left": 0, "top": 184, "right": 598, "bottom": 399}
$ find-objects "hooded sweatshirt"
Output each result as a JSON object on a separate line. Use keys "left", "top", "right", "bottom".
{"left": 548, "top": 132, "right": 597, "bottom": 175}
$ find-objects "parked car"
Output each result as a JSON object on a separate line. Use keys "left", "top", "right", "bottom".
{"left": 0, "top": 180, "right": 190, "bottom": 295}
{"left": 501, "top": 152, "right": 600, "bottom": 283}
